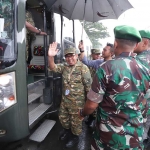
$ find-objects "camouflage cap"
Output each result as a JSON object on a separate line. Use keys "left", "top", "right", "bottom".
{"left": 114, "top": 25, "right": 141, "bottom": 42}
{"left": 91, "top": 49, "right": 101, "bottom": 54}
{"left": 139, "top": 30, "right": 150, "bottom": 39}
{"left": 64, "top": 48, "right": 76, "bottom": 55}
{"left": 76, "top": 49, "right": 80, "bottom": 55}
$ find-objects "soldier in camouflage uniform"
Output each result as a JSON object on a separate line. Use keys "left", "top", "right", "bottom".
{"left": 89, "top": 49, "right": 101, "bottom": 78}
{"left": 87, "top": 49, "right": 101, "bottom": 128}
{"left": 134, "top": 30, "right": 150, "bottom": 145}
{"left": 79, "top": 25, "right": 150, "bottom": 150}
{"left": 26, "top": 2, "right": 46, "bottom": 63}
{"left": 79, "top": 42, "right": 114, "bottom": 128}
{"left": 26, "top": 3, "right": 35, "bottom": 62}
{"left": 48, "top": 42, "right": 92, "bottom": 148}
{"left": 0, "top": 0, "right": 13, "bottom": 38}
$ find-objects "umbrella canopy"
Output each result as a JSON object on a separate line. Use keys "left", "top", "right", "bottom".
{"left": 52, "top": 0, "right": 133, "bottom": 22}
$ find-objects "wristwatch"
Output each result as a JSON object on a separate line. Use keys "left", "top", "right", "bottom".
{"left": 80, "top": 109, "right": 86, "bottom": 117}
{"left": 38, "top": 29, "right": 41, "bottom": 34}
{"left": 35, "top": 27, "right": 41, "bottom": 34}
{"left": 79, "top": 48, "right": 84, "bottom": 53}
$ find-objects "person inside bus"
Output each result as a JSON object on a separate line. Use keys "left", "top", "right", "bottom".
{"left": 48, "top": 42, "right": 92, "bottom": 148}
{"left": 26, "top": 2, "right": 47, "bottom": 64}
{"left": 79, "top": 25, "right": 150, "bottom": 150}
{"left": 78, "top": 41, "right": 114, "bottom": 128}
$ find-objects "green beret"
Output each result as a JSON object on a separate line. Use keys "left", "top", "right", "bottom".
{"left": 64, "top": 48, "right": 76, "bottom": 55}
{"left": 114, "top": 25, "right": 141, "bottom": 42}
{"left": 139, "top": 30, "right": 150, "bottom": 39}
{"left": 91, "top": 49, "right": 101, "bottom": 54}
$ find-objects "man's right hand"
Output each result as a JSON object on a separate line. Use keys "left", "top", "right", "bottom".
{"left": 48, "top": 42, "right": 58, "bottom": 57}
{"left": 78, "top": 41, "right": 84, "bottom": 51}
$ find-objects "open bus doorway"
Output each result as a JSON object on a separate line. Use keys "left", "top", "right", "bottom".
{"left": 0, "top": 0, "right": 92, "bottom": 144}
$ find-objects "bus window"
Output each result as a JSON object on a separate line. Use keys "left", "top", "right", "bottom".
{"left": 63, "top": 17, "right": 73, "bottom": 42}
{"left": 0, "top": 1, "right": 16, "bottom": 69}
{"left": 54, "top": 13, "right": 62, "bottom": 63}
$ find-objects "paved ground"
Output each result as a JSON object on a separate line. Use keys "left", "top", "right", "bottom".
{"left": 0, "top": 112, "right": 92, "bottom": 150}
{"left": 1, "top": 112, "right": 150, "bottom": 150}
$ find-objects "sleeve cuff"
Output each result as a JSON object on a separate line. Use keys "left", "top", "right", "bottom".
{"left": 87, "top": 88, "right": 104, "bottom": 103}
{"left": 47, "top": 64, "right": 57, "bottom": 72}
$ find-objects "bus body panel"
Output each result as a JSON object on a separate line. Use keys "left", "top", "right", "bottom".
{"left": 0, "top": 0, "right": 29, "bottom": 142}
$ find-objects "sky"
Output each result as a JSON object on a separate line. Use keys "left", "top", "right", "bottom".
{"left": 99, "top": 0, "right": 150, "bottom": 48}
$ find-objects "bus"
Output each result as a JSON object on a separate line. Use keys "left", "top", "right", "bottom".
{"left": 0, "top": 0, "right": 92, "bottom": 143}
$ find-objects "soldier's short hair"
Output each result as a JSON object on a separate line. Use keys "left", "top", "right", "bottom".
{"left": 106, "top": 43, "right": 114, "bottom": 53}
{"left": 116, "top": 39, "right": 137, "bottom": 47}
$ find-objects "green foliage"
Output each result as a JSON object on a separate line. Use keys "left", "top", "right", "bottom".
{"left": 81, "top": 21, "right": 110, "bottom": 48}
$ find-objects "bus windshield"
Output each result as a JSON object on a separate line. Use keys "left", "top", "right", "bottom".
{"left": 0, "top": 0, "right": 16, "bottom": 69}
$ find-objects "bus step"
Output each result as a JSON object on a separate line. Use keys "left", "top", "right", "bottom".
{"left": 29, "top": 119, "right": 56, "bottom": 142}
{"left": 28, "top": 93, "right": 43, "bottom": 104}
{"left": 29, "top": 103, "right": 52, "bottom": 127}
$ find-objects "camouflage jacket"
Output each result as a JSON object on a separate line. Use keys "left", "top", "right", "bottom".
{"left": 88, "top": 52, "right": 150, "bottom": 150}
{"left": 50, "top": 60, "right": 92, "bottom": 104}
{"left": 26, "top": 11, "right": 35, "bottom": 35}
{"left": 136, "top": 50, "right": 150, "bottom": 66}
{"left": 0, "top": 1, "right": 13, "bottom": 38}
{"left": 89, "top": 67, "right": 96, "bottom": 79}
{"left": 26, "top": 11, "right": 35, "bottom": 43}
{"left": 136, "top": 50, "right": 150, "bottom": 115}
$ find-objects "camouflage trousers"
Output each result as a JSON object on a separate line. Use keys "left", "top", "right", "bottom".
{"left": 143, "top": 115, "right": 150, "bottom": 140}
{"left": 59, "top": 98, "right": 84, "bottom": 136}
{"left": 91, "top": 138, "right": 143, "bottom": 150}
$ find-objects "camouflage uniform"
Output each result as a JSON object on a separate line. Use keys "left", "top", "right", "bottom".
{"left": 136, "top": 50, "right": 150, "bottom": 140}
{"left": 26, "top": 10, "right": 35, "bottom": 61}
{"left": 89, "top": 49, "right": 101, "bottom": 79}
{"left": 89, "top": 67, "right": 96, "bottom": 79}
{"left": 51, "top": 60, "right": 92, "bottom": 135}
{"left": 88, "top": 52, "right": 150, "bottom": 150}
{"left": 89, "top": 49, "right": 101, "bottom": 118}
{"left": 0, "top": 1, "right": 13, "bottom": 38}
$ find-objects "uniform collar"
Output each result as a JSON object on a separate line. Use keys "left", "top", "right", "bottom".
{"left": 115, "top": 52, "right": 137, "bottom": 58}
{"left": 138, "top": 50, "right": 150, "bottom": 55}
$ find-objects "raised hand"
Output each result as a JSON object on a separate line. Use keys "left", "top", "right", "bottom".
{"left": 48, "top": 42, "right": 58, "bottom": 57}
{"left": 78, "top": 40, "right": 84, "bottom": 51}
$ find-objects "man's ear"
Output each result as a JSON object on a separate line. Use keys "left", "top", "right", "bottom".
{"left": 111, "top": 50, "right": 114, "bottom": 56}
{"left": 133, "top": 42, "right": 139, "bottom": 51}
{"left": 143, "top": 39, "right": 149, "bottom": 47}
{"left": 114, "top": 40, "right": 117, "bottom": 49}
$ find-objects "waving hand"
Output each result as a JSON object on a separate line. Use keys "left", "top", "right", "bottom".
{"left": 48, "top": 42, "right": 58, "bottom": 57}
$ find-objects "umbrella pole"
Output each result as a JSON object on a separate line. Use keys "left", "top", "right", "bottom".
{"left": 81, "top": 0, "right": 87, "bottom": 40}
{"left": 81, "top": 20, "right": 85, "bottom": 40}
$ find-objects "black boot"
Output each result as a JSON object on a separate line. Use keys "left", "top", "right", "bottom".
{"left": 59, "top": 128, "right": 71, "bottom": 141}
{"left": 65, "top": 133, "right": 79, "bottom": 148}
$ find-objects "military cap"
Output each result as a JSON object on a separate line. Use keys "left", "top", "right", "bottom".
{"left": 64, "top": 47, "right": 76, "bottom": 55}
{"left": 114, "top": 25, "right": 141, "bottom": 42}
{"left": 91, "top": 49, "right": 101, "bottom": 54}
{"left": 139, "top": 30, "right": 150, "bottom": 39}
{"left": 76, "top": 49, "right": 80, "bottom": 55}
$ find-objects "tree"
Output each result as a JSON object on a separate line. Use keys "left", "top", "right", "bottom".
{"left": 81, "top": 21, "right": 110, "bottom": 48}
